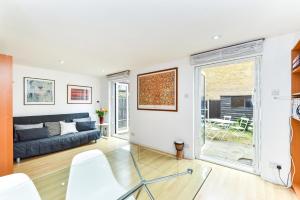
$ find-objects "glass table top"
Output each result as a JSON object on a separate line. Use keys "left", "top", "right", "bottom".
{"left": 32, "top": 145, "right": 211, "bottom": 200}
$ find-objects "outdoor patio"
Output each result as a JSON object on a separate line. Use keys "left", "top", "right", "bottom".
{"left": 201, "top": 120, "right": 254, "bottom": 166}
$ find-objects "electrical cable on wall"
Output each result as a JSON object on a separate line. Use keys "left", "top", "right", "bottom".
{"left": 273, "top": 97, "right": 294, "bottom": 188}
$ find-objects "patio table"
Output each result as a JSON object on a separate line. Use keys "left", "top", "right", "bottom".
{"left": 207, "top": 118, "right": 236, "bottom": 129}
{"left": 208, "top": 118, "right": 235, "bottom": 125}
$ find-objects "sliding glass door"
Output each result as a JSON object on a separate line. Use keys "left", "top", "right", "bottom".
{"left": 195, "top": 57, "right": 260, "bottom": 173}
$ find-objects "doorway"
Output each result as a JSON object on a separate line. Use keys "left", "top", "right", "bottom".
{"left": 195, "top": 58, "right": 260, "bottom": 173}
{"left": 113, "top": 82, "right": 129, "bottom": 140}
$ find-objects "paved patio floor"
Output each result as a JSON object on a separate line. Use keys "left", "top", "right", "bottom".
{"left": 201, "top": 139, "right": 254, "bottom": 166}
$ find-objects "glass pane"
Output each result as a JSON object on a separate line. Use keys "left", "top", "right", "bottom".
{"left": 231, "top": 96, "right": 245, "bottom": 108}
{"left": 116, "top": 83, "right": 128, "bottom": 133}
{"left": 200, "top": 60, "right": 255, "bottom": 169}
{"left": 32, "top": 146, "right": 211, "bottom": 200}
{"left": 245, "top": 96, "right": 253, "bottom": 108}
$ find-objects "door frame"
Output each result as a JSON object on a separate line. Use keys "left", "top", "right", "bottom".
{"left": 108, "top": 78, "right": 130, "bottom": 137}
{"left": 194, "top": 56, "right": 262, "bottom": 174}
{"left": 115, "top": 82, "right": 129, "bottom": 134}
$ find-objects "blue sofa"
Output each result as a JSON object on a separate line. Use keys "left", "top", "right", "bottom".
{"left": 13, "top": 113, "right": 101, "bottom": 161}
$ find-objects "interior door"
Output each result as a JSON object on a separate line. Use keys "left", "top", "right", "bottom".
{"left": 115, "top": 82, "right": 129, "bottom": 134}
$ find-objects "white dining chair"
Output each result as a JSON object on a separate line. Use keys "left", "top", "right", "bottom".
{"left": 66, "top": 149, "right": 135, "bottom": 200}
{"left": 0, "top": 173, "right": 41, "bottom": 200}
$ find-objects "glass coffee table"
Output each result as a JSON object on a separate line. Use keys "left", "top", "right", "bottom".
{"left": 33, "top": 145, "right": 211, "bottom": 200}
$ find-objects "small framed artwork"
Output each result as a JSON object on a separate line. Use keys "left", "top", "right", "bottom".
{"left": 24, "top": 77, "right": 55, "bottom": 105}
{"left": 67, "top": 85, "right": 92, "bottom": 104}
{"left": 137, "top": 67, "right": 178, "bottom": 111}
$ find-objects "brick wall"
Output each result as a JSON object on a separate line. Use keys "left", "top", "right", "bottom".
{"left": 202, "top": 61, "right": 254, "bottom": 100}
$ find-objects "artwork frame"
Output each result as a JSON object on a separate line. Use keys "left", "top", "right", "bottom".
{"left": 67, "top": 85, "right": 92, "bottom": 104}
{"left": 24, "top": 77, "right": 55, "bottom": 105}
{"left": 137, "top": 67, "right": 178, "bottom": 112}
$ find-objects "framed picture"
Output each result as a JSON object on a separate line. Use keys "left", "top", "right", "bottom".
{"left": 67, "top": 85, "right": 92, "bottom": 104}
{"left": 24, "top": 77, "right": 55, "bottom": 105}
{"left": 137, "top": 67, "right": 178, "bottom": 111}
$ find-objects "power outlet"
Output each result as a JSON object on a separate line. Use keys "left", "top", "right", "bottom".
{"left": 271, "top": 89, "right": 280, "bottom": 96}
{"left": 269, "top": 162, "right": 281, "bottom": 169}
{"left": 131, "top": 132, "right": 135, "bottom": 136}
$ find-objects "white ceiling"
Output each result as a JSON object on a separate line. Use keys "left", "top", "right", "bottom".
{"left": 0, "top": 0, "right": 300, "bottom": 76}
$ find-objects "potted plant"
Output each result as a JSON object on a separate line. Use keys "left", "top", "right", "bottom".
{"left": 96, "top": 108, "right": 108, "bottom": 124}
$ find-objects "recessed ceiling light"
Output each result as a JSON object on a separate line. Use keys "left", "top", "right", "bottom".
{"left": 102, "top": 69, "right": 105, "bottom": 72}
{"left": 212, "top": 35, "right": 221, "bottom": 40}
{"left": 59, "top": 60, "right": 65, "bottom": 64}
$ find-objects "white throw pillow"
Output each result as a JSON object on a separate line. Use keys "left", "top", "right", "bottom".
{"left": 60, "top": 121, "right": 78, "bottom": 135}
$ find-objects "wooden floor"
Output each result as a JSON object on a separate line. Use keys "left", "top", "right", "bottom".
{"left": 14, "top": 137, "right": 297, "bottom": 200}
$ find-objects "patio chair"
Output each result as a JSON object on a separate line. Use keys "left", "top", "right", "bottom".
{"left": 231, "top": 117, "right": 249, "bottom": 136}
{"left": 247, "top": 119, "right": 254, "bottom": 132}
{"left": 206, "top": 126, "right": 222, "bottom": 140}
{"left": 206, "top": 116, "right": 232, "bottom": 140}
{"left": 220, "top": 115, "right": 232, "bottom": 129}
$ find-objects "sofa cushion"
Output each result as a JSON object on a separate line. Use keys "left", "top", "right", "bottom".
{"left": 76, "top": 121, "right": 96, "bottom": 132}
{"left": 16, "top": 127, "right": 49, "bottom": 142}
{"left": 14, "top": 123, "right": 44, "bottom": 130}
{"left": 73, "top": 117, "right": 91, "bottom": 122}
{"left": 45, "top": 122, "right": 61, "bottom": 136}
{"left": 14, "top": 123, "right": 44, "bottom": 142}
{"left": 60, "top": 121, "right": 78, "bottom": 135}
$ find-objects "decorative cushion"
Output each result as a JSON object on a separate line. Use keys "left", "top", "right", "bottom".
{"left": 45, "top": 122, "right": 61, "bottom": 136}
{"left": 76, "top": 121, "right": 96, "bottom": 132}
{"left": 14, "top": 123, "right": 44, "bottom": 130}
{"left": 60, "top": 121, "right": 78, "bottom": 135}
{"left": 73, "top": 117, "right": 91, "bottom": 122}
{"left": 16, "top": 128, "right": 49, "bottom": 142}
{"left": 14, "top": 123, "right": 44, "bottom": 142}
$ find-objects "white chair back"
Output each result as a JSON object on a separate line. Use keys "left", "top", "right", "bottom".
{"left": 66, "top": 149, "right": 134, "bottom": 200}
{"left": 0, "top": 173, "right": 41, "bottom": 200}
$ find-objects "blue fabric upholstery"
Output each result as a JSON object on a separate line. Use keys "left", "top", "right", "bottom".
{"left": 76, "top": 121, "right": 96, "bottom": 132}
{"left": 13, "top": 113, "right": 101, "bottom": 160}
{"left": 16, "top": 127, "right": 49, "bottom": 142}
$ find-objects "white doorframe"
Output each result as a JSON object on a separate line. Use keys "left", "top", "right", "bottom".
{"left": 115, "top": 82, "right": 129, "bottom": 134}
{"left": 108, "top": 78, "right": 130, "bottom": 137}
{"left": 193, "top": 56, "right": 262, "bottom": 174}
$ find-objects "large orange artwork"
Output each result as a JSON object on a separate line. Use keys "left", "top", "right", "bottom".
{"left": 137, "top": 67, "right": 178, "bottom": 111}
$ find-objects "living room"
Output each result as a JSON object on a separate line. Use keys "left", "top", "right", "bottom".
{"left": 1, "top": 1, "right": 300, "bottom": 200}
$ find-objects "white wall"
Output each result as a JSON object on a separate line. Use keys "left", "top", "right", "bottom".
{"left": 127, "top": 32, "right": 300, "bottom": 185}
{"left": 92, "top": 31, "right": 300, "bottom": 185}
{"left": 260, "top": 32, "right": 300, "bottom": 185}
{"left": 13, "top": 64, "right": 102, "bottom": 121}
{"left": 129, "top": 58, "right": 195, "bottom": 159}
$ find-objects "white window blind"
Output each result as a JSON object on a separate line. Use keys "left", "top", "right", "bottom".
{"left": 106, "top": 70, "right": 130, "bottom": 80}
{"left": 190, "top": 39, "right": 264, "bottom": 65}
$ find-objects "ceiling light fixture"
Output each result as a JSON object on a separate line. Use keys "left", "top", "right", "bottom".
{"left": 59, "top": 60, "right": 65, "bottom": 64}
{"left": 212, "top": 35, "right": 221, "bottom": 40}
